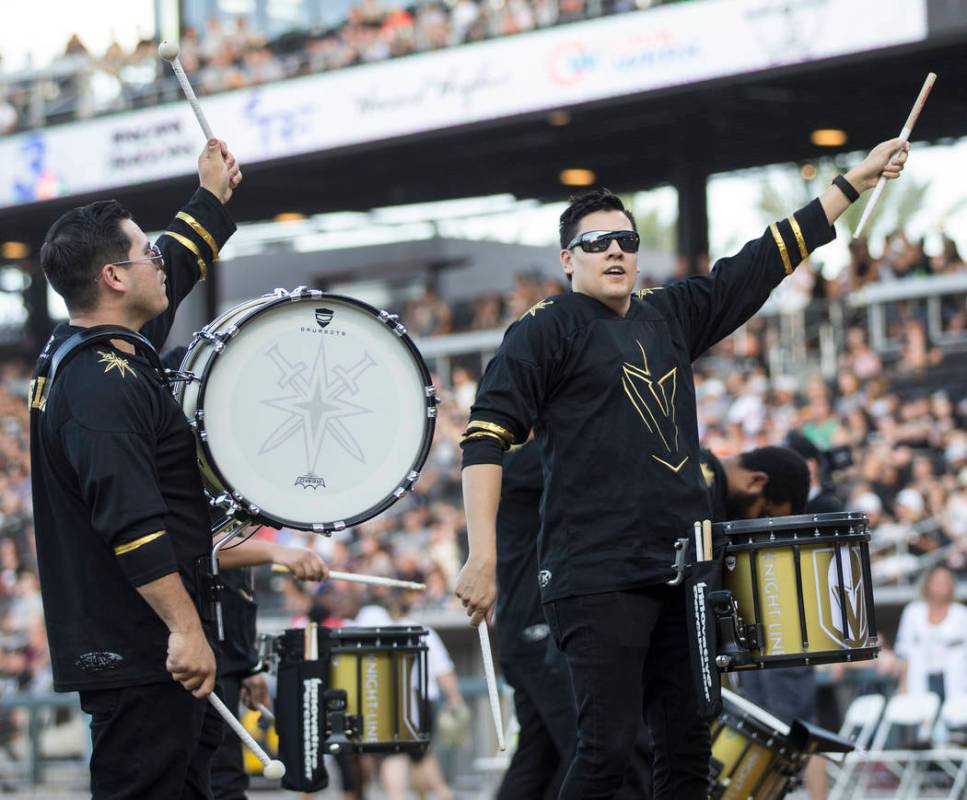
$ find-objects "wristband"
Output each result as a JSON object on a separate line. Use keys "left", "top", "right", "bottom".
{"left": 833, "top": 174, "right": 860, "bottom": 203}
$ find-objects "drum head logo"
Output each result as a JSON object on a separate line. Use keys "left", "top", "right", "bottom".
{"left": 813, "top": 545, "right": 867, "bottom": 647}
{"left": 315, "top": 308, "right": 334, "bottom": 329}
{"left": 259, "top": 339, "right": 375, "bottom": 487}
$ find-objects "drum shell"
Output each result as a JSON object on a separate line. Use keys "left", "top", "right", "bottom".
{"left": 330, "top": 647, "right": 425, "bottom": 747}
{"left": 718, "top": 512, "right": 878, "bottom": 668}
{"left": 711, "top": 718, "right": 791, "bottom": 800}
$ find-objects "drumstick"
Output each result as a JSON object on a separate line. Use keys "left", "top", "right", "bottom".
{"left": 703, "top": 519, "right": 713, "bottom": 561}
{"left": 694, "top": 521, "right": 703, "bottom": 562}
{"left": 853, "top": 73, "right": 936, "bottom": 239}
{"left": 305, "top": 622, "right": 318, "bottom": 661}
{"left": 158, "top": 41, "right": 215, "bottom": 140}
{"left": 208, "top": 692, "right": 286, "bottom": 779}
{"left": 271, "top": 564, "right": 426, "bottom": 591}
{"left": 257, "top": 703, "right": 276, "bottom": 724}
{"left": 477, "top": 621, "right": 506, "bottom": 751}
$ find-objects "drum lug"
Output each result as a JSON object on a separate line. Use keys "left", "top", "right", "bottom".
{"left": 379, "top": 309, "right": 408, "bottom": 337}
{"left": 272, "top": 287, "right": 290, "bottom": 298}
{"left": 710, "top": 589, "right": 759, "bottom": 670}
{"left": 427, "top": 405, "right": 437, "bottom": 419}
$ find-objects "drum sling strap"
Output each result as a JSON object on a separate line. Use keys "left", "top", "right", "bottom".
{"left": 684, "top": 540, "right": 726, "bottom": 721}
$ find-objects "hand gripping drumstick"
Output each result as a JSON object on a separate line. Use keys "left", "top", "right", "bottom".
{"left": 271, "top": 564, "right": 426, "bottom": 591}
{"left": 208, "top": 692, "right": 286, "bottom": 780}
{"left": 477, "top": 621, "right": 506, "bottom": 751}
{"left": 158, "top": 40, "right": 215, "bottom": 140}
{"left": 853, "top": 72, "right": 936, "bottom": 239}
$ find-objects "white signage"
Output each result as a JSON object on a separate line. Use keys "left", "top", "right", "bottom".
{"left": 0, "top": 0, "right": 926, "bottom": 210}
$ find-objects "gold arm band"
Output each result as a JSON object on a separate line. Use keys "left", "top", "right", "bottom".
{"left": 461, "top": 430, "right": 510, "bottom": 449}
{"left": 787, "top": 215, "right": 808, "bottom": 260}
{"left": 163, "top": 231, "right": 207, "bottom": 280}
{"left": 114, "top": 530, "right": 166, "bottom": 556}
{"left": 769, "top": 223, "right": 793, "bottom": 276}
{"left": 465, "top": 420, "right": 516, "bottom": 446}
{"left": 175, "top": 212, "right": 220, "bottom": 260}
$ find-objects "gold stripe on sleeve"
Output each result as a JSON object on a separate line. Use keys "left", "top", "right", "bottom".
{"left": 465, "top": 420, "right": 516, "bottom": 447}
{"left": 162, "top": 230, "right": 207, "bottom": 280}
{"left": 175, "top": 212, "right": 220, "bottom": 260}
{"left": 114, "top": 530, "right": 166, "bottom": 556}
{"left": 769, "top": 223, "right": 793, "bottom": 276}
{"left": 787, "top": 216, "right": 808, "bottom": 260}
{"left": 460, "top": 430, "right": 509, "bottom": 449}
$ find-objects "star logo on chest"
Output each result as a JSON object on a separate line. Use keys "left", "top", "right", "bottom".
{"left": 97, "top": 351, "right": 138, "bottom": 380}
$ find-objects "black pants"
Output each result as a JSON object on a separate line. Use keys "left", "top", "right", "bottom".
{"left": 79, "top": 681, "right": 224, "bottom": 800}
{"left": 544, "top": 584, "right": 710, "bottom": 800}
{"left": 210, "top": 675, "right": 249, "bottom": 800}
{"left": 497, "top": 650, "right": 576, "bottom": 800}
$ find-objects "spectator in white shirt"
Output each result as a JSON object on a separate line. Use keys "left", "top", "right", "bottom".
{"left": 895, "top": 565, "right": 967, "bottom": 701}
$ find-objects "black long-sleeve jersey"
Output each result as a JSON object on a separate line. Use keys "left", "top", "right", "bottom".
{"left": 462, "top": 199, "right": 835, "bottom": 602}
{"left": 29, "top": 188, "right": 235, "bottom": 691}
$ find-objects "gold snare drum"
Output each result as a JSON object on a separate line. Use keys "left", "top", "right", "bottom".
{"left": 710, "top": 689, "right": 806, "bottom": 800}
{"left": 713, "top": 512, "right": 878, "bottom": 670}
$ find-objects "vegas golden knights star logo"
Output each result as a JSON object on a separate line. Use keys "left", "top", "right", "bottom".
{"left": 621, "top": 340, "right": 687, "bottom": 473}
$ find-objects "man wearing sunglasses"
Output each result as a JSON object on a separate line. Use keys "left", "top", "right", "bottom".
{"left": 456, "top": 136, "right": 909, "bottom": 799}
{"left": 29, "top": 139, "right": 242, "bottom": 799}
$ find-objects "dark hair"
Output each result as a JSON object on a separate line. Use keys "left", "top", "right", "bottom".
{"left": 739, "top": 446, "right": 810, "bottom": 514}
{"left": 40, "top": 200, "right": 132, "bottom": 313}
{"left": 558, "top": 188, "right": 636, "bottom": 250}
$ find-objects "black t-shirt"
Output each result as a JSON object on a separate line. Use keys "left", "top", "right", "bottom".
{"left": 462, "top": 200, "right": 835, "bottom": 602}
{"left": 29, "top": 188, "right": 235, "bottom": 691}
{"left": 495, "top": 441, "right": 547, "bottom": 661}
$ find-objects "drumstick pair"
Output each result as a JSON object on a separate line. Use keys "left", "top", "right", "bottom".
{"left": 271, "top": 564, "right": 426, "bottom": 591}
{"left": 693, "top": 519, "right": 713, "bottom": 562}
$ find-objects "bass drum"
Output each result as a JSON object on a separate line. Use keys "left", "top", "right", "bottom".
{"left": 175, "top": 288, "right": 436, "bottom": 533}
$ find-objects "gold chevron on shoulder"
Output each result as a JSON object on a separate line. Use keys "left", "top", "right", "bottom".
{"left": 634, "top": 287, "right": 663, "bottom": 300}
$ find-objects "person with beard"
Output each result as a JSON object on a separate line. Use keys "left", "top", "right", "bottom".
{"left": 456, "top": 138, "right": 908, "bottom": 799}
{"left": 700, "top": 446, "right": 809, "bottom": 522}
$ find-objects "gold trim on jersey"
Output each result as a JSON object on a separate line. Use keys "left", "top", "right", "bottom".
{"left": 114, "top": 530, "right": 166, "bottom": 556}
{"left": 175, "top": 212, "right": 220, "bottom": 260}
{"left": 769, "top": 223, "right": 793, "bottom": 275}
{"left": 462, "top": 420, "right": 516, "bottom": 450}
{"left": 622, "top": 340, "right": 686, "bottom": 474}
{"left": 162, "top": 230, "right": 207, "bottom": 280}
{"left": 29, "top": 377, "right": 49, "bottom": 411}
{"left": 787, "top": 215, "right": 808, "bottom": 260}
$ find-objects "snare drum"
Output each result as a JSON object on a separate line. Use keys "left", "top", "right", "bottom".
{"left": 710, "top": 688, "right": 805, "bottom": 800}
{"left": 274, "top": 625, "right": 430, "bottom": 757}
{"left": 175, "top": 289, "right": 436, "bottom": 532}
{"left": 715, "top": 512, "right": 878, "bottom": 670}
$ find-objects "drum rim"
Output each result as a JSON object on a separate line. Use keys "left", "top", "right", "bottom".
{"left": 723, "top": 530, "right": 871, "bottom": 551}
{"left": 722, "top": 645, "right": 880, "bottom": 671}
{"left": 191, "top": 289, "right": 436, "bottom": 532}
{"left": 714, "top": 511, "right": 868, "bottom": 536}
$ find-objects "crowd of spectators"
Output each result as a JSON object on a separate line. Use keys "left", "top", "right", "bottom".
{"left": 0, "top": 236, "right": 964, "bottom": 768}
{"left": 0, "top": 0, "right": 678, "bottom": 134}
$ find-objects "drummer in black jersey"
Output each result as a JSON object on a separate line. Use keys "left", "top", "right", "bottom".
{"left": 496, "top": 439, "right": 652, "bottom": 799}
{"left": 455, "top": 138, "right": 908, "bottom": 798}
{"left": 29, "top": 140, "right": 241, "bottom": 799}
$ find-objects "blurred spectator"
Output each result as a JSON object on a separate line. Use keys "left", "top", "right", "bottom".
{"left": 895, "top": 565, "right": 967, "bottom": 701}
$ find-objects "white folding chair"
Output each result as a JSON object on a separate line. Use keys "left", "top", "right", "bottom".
{"left": 832, "top": 692, "right": 941, "bottom": 800}
{"left": 828, "top": 693, "right": 886, "bottom": 800}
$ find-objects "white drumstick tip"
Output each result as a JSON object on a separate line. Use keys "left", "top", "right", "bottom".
{"left": 263, "top": 760, "right": 286, "bottom": 780}
{"left": 158, "top": 40, "right": 180, "bottom": 62}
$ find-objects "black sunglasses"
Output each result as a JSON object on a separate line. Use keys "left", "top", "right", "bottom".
{"left": 567, "top": 229, "right": 640, "bottom": 254}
